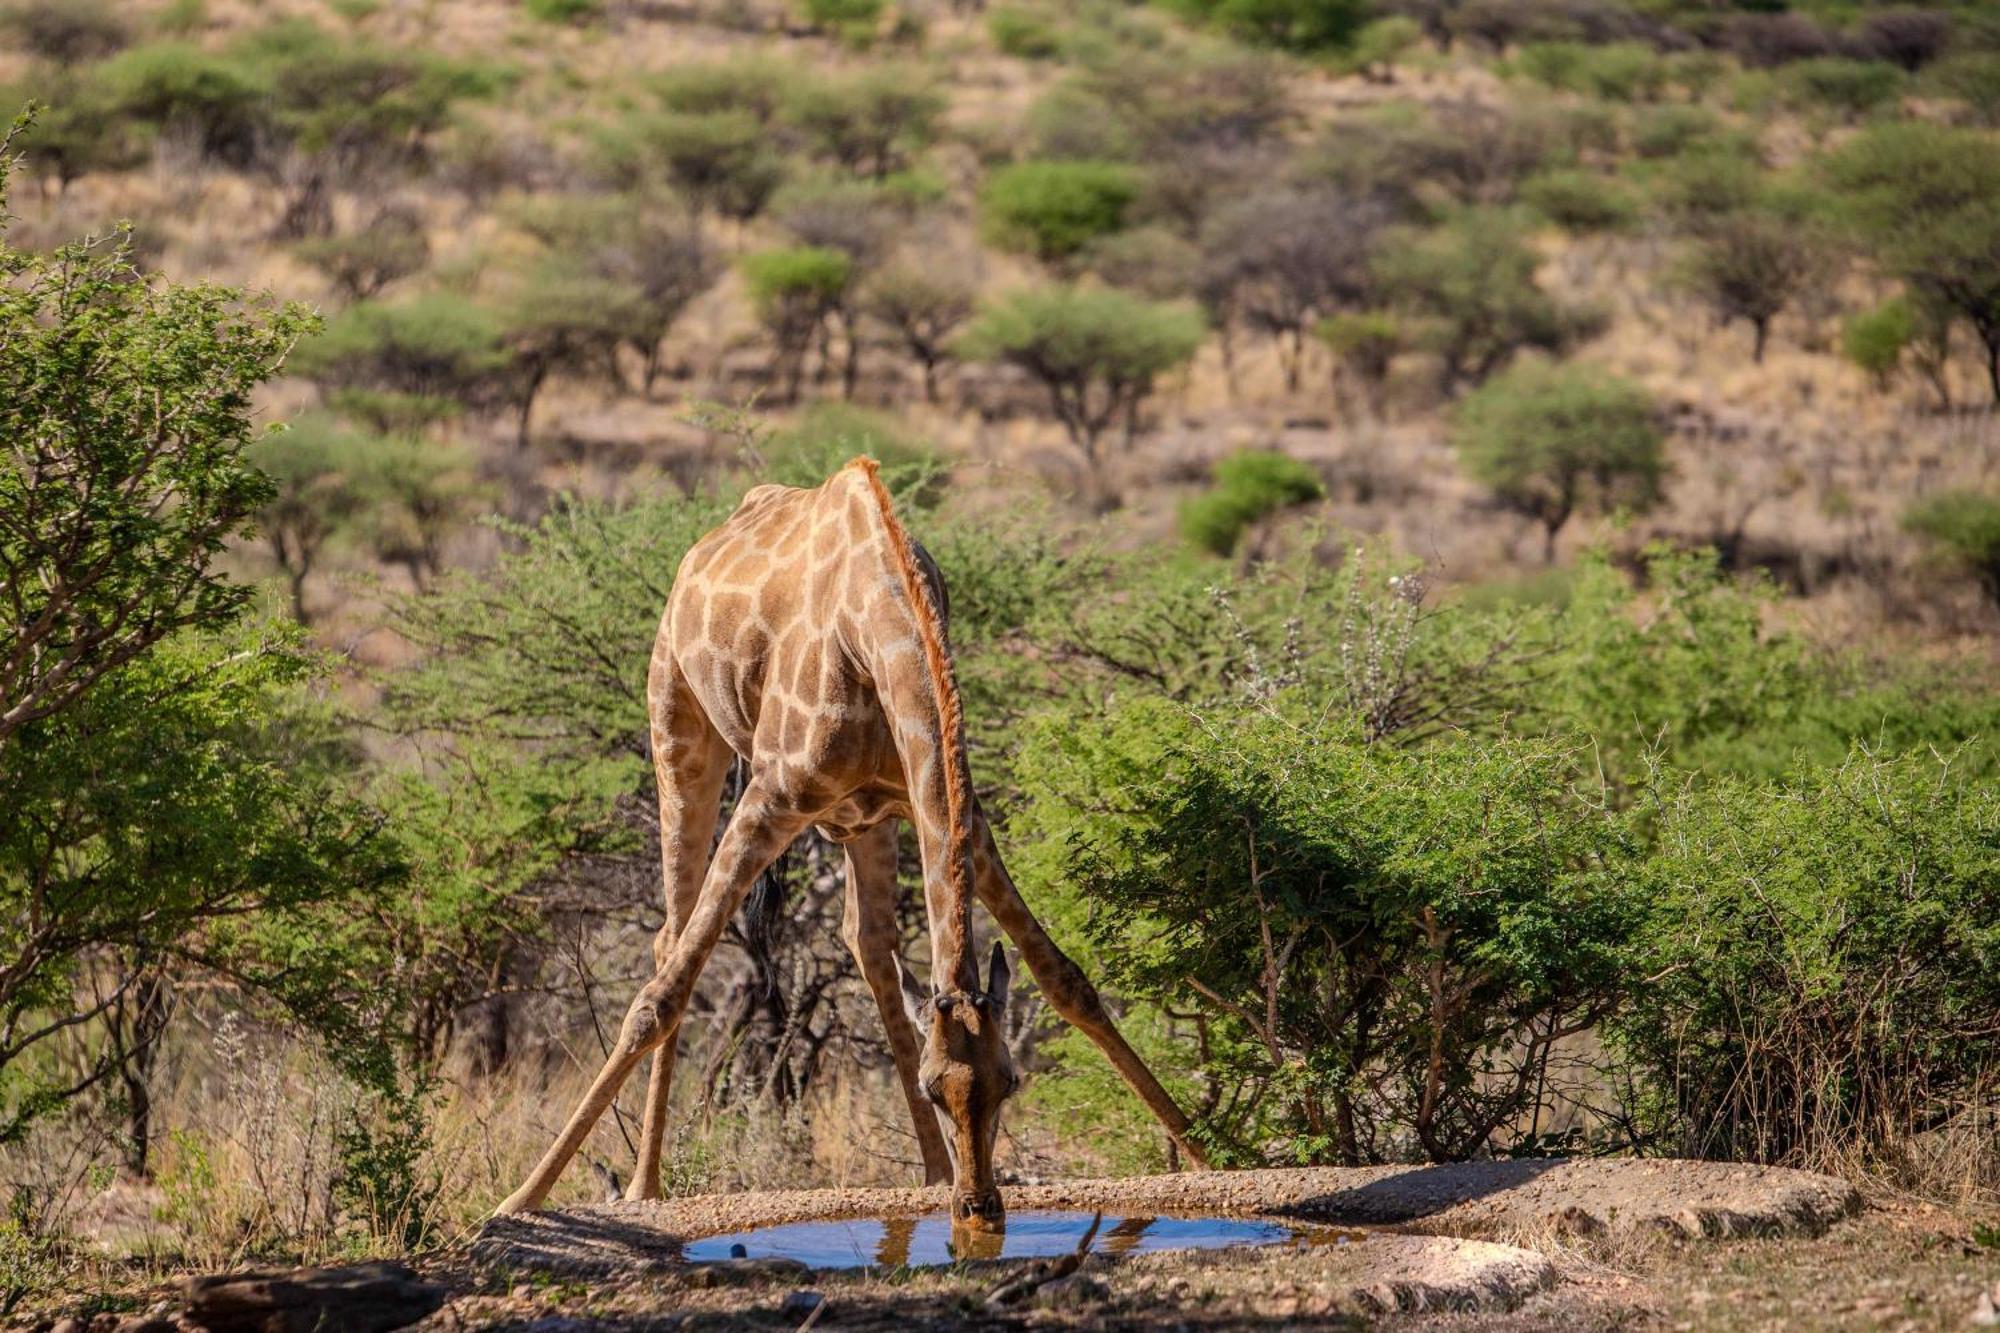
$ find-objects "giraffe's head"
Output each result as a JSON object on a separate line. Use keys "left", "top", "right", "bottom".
{"left": 899, "top": 940, "right": 1018, "bottom": 1229}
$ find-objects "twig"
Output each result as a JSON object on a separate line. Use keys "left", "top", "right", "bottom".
{"left": 982, "top": 1211, "right": 1103, "bottom": 1308}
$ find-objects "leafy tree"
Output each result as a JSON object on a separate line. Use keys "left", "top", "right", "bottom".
{"left": 0, "top": 136, "right": 401, "bottom": 1141}
{"left": 742, "top": 246, "right": 854, "bottom": 402}
{"left": 509, "top": 192, "right": 720, "bottom": 396}
{"left": 1158, "top": 0, "right": 1370, "bottom": 53}
{"left": 1675, "top": 193, "right": 1833, "bottom": 364}
{"left": 651, "top": 58, "right": 788, "bottom": 124}
{"left": 589, "top": 111, "right": 785, "bottom": 223}
{"left": 980, "top": 160, "right": 1139, "bottom": 263}
{"left": 1314, "top": 310, "right": 1406, "bottom": 418}
{"left": 1198, "top": 187, "right": 1385, "bottom": 393}
{"left": 1377, "top": 210, "right": 1602, "bottom": 393}
{"left": 1613, "top": 749, "right": 2000, "bottom": 1169}
{"left": 960, "top": 286, "right": 1204, "bottom": 505}
{"left": 493, "top": 258, "right": 644, "bottom": 449}
{"left": 1022, "top": 698, "right": 1634, "bottom": 1164}
{"left": 1842, "top": 297, "right": 1914, "bottom": 393}
{"left": 1823, "top": 124, "right": 2000, "bottom": 402}
{"left": 781, "top": 70, "right": 943, "bottom": 181}
{"left": 1452, "top": 362, "right": 1663, "bottom": 563}
{"left": 248, "top": 415, "right": 370, "bottom": 623}
{"left": 0, "top": 70, "right": 143, "bottom": 193}
{"left": 0, "top": 625, "right": 407, "bottom": 1145}
{"left": 1178, "top": 450, "right": 1325, "bottom": 557}
{"left": 1350, "top": 16, "right": 1422, "bottom": 82}
{"left": 0, "top": 124, "right": 314, "bottom": 744}
{"left": 862, "top": 262, "right": 976, "bottom": 403}
{"left": 294, "top": 292, "right": 508, "bottom": 406}
{"left": 91, "top": 41, "right": 265, "bottom": 168}
{"left": 1520, "top": 168, "right": 1636, "bottom": 234}
{"left": 1903, "top": 490, "right": 2000, "bottom": 609}
{"left": 0, "top": 0, "right": 129, "bottom": 65}
{"left": 294, "top": 205, "right": 431, "bottom": 301}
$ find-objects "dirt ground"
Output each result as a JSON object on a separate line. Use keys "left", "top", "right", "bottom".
{"left": 416, "top": 1197, "right": 1999, "bottom": 1332}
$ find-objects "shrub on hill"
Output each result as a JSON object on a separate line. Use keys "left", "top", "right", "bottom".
{"left": 1903, "top": 490, "right": 2000, "bottom": 608}
{"left": 980, "top": 160, "right": 1140, "bottom": 263}
{"left": 1179, "top": 450, "right": 1325, "bottom": 556}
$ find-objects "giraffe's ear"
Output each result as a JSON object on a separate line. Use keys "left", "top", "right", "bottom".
{"left": 986, "top": 940, "right": 1012, "bottom": 1014}
{"left": 896, "top": 953, "right": 928, "bottom": 1028}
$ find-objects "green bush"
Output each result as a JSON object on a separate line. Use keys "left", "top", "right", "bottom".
{"left": 592, "top": 110, "right": 785, "bottom": 221}
{"left": 1613, "top": 750, "right": 2000, "bottom": 1169}
{"left": 1349, "top": 16, "right": 1422, "bottom": 80}
{"left": 1925, "top": 51, "right": 2000, "bottom": 127}
{"left": 1628, "top": 104, "right": 1722, "bottom": 160}
{"left": 294, "top": 293, "right": 508, "bottom": 402}
{"left": 1842, "top": 297, "right": 1915, "bottom": 391}
{"left": 781, "top": 69, "right": 943, "bottom": 180}
{"left": 959, "top": 285, "right": 1203, "bottom": 495}
{"left": 93, "top": 40, "right": 265, "bottom": 166}
{"left": 1781, "top": 57, "right": 1904, "bottom": 122}
{"left": 0, "top": 0, "right": 128, "bottom": 64}
{"left": 1178, "top": 450, "right": 1324, "bottom": 556}
{"left": 1154, "top": 0, "right": 1369, "bottom": 53}
{"left": 802, "top": 0, "right": 884, "bottom": 37}
{"left": 1020, "top": 698, "right": 1635, "bottom": 1163}
{"left": 1521, "top": 168, "right": 1636, "bottom": 233}
{"left": 989, "top": 4, "right": 1063, "bottom": 58}
{"left": 1452, "top": 362, "right": 1663, "bottom": 562}
{"left": 522, "top": 0, "right": 601, "bottom": 21}
{"left": 1903, "top": 490, "right": 2000, "bottom": 607}
{"left": 741, "top": 246, "right": 853, "bottom": 400}
{"left": 1314, "top": 311, "right": 1406, "bottom": 417}
{"left": 979, "top": 160, "right": 1139, "bottom": 261}
{"left": 1376, "top": 210, "right": 1603, "bottom": 392}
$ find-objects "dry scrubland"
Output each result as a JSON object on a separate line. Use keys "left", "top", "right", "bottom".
{"left": 3, "top": 0, "right": 2000, "bottom": 1326}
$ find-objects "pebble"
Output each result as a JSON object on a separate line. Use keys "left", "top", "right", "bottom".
{"left": 780, "top": 1290, "right": 826, "bottom": 1319}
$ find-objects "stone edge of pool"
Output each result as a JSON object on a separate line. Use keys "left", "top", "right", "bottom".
{"left": 468, "top": 1158, "right": 1858, "bottom": 1284}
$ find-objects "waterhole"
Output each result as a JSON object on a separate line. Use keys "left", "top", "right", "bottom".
{"left": 682, "top": 1209, "right": 1354, "bottom": 1270}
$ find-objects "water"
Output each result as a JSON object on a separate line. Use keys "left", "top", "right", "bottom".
{"left": 681, "top": 1209, "right": 1330, "bottom": 1270}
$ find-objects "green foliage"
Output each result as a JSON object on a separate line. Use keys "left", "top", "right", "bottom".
{"left": 1925, "top": 51, "right": 2000, "bottom": 127}
{"left": 741, "top": 246, "right": 854, "bottom": 397}
{"left": 1156, "top": 0, "right": 1369, "bottom": 53}
{"left": 295, "top": 293, "right": 507, "bottom": 402}
{"left": 1613, "top": 750, "right": 2000, "bottom": 1168}
{"left": 989, "top": 5, "right": 1064, "bottom": 58}
{"left": 1349, "top": 16, "right": 1422, "bottom": 79}
{"left": 589, "top": 110, "right": 785, "bottom": 221}
{"left": 979, "top": 160, "right": 1138, "bottom": 262}
{"left": 0, "top": 154, "right": 315, "bottom": 743}
{"left": 1452, "top": 362, "right": 1663, "bottom": 560}
{"left": 1821, "top": 123, "right": 2000, "bottom": 402}
{"left": 1628, "top": 104, "right": 1722, "bottom": 160}
{"left": 1, "top": 625, "right": 408, "bottom": 1137}
{"left": 1842, "top": 296, "right": 1915, "bottom": 390}
{"left": 781, "top": 69, "right": 942, "bottom": 179}
{"left": 1178, "top": 450, "right": 1325, "bottom": 556}
{"left": 335, "top": 1079, "right": 441, "bottom": 1251}
{"left": 1903, "top": 489, "right": 2000, "bottom": 606}
{"left": 1674, "top": 188, "right": 1834, "bottom": 363}
{"left": 1513, "top": 41, "right": 1666, "bottom": 102}
{"left": 1779, "top": 57, "right": 1905, "bottom": 122}
{"left": 959, "top": 285, "right": 1203, "bottom": 474}
{"left": 91, "top": 40, "right": 264, "bottom": 165}
{"left": 1377, "top": 210, "right": 1602, "bottom": 392}
{"left": 0, "top": 0, "right": 128, "bottom": 65}
{"left": 522, "top": 0, "right": 601, "bottom": 21}
{"left": 801, "top": 0, "right": 884, "bottom": 39}
{"left": 1520, "top": 168, "right": 1636, "bottom": 234}
{"left": 294, "top": 209, "right": 430, "bottom": 301}
{"left": 762, "top": 403, "right": 942, "bottom": 498}
{"left": 1024, "top": 697, "right": 1634, "bottom": 1163}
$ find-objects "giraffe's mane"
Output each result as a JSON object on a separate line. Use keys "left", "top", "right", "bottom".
{"left": 847, "top": 455, "right": 975, "bottom": 990}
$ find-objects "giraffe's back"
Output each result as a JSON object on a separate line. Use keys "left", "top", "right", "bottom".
{"left": 659, "top": 471, "right": 917, "bottom": 811}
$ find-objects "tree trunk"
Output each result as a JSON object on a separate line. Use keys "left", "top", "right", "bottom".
{"left": 114, "top": 970, "right": 173, "bottom": 1178}
{"left": 1752, "top": 316, "right": 1770, "bottom": 364}
{"left": 515, "top": 361, "right": 548, "bottom": 451}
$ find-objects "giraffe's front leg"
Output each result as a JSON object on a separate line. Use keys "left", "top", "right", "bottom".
{"left": 496, "top": 782, "right": 809, "bottom": 1215}
{"left": 967, "top": 805, "right": 1212, "bottom": 1170}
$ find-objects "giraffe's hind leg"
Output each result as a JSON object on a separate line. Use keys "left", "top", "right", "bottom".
{"left": 968, "top": 806, "right": 1212, "bottom": 1170}
{"left": 628, "top": 658, "right": 732, "bottom": 1202}
{"left": 496, "top": 777, "right": 810, "bottom": 1215}
{"left": 840, "top": 821, "right": 952, "bottom": 1184}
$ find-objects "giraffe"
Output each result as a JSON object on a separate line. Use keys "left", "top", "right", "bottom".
{"left": 495, "top": 458, "right": 1207, "bottom": 1221}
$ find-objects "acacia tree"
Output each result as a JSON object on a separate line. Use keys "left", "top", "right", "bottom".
{"left": 0, "top": 122, "right": 404, "bottom": 1150}
{"left": 1452, "top": 362, "right": 1664, "bottom": 563}
{"left": 1823, "top": 124, "right": 2000, "bottom": 403}
{"left": 864, "top": 263, "right": 976, "bottom": 403}
{"left": 0, "top": 118, "right": 314, "bottom": 744}
{"left": 1677, "top": 189, "right": 1832, "bottom": 364}
{"left": 1199, "top": 187, "right": 1386, "bottom": 393}
{"left": 961, "top": 286, "right": 1204, "bottom": 506}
